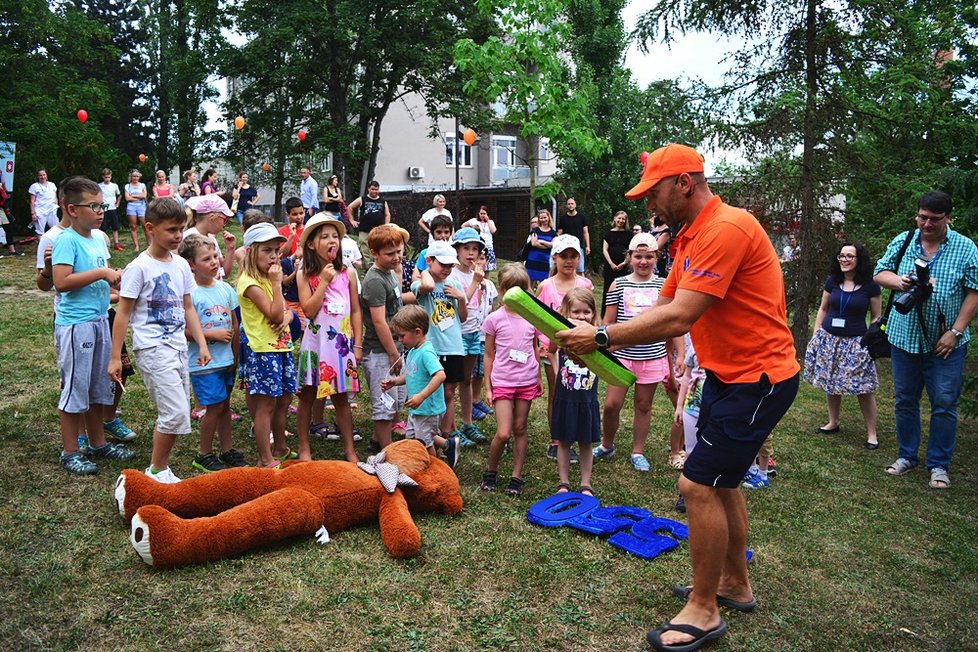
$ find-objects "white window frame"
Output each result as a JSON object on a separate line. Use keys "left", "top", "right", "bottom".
{"left": 492, "top": 135, "right": 517, "bottom": 168}
{"left": 444, "top": 134, "right": 473, "bottom": 168}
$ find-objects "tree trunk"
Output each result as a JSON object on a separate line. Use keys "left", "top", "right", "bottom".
{"left": 790, "top": 0, "right": 824, "bottom": 356}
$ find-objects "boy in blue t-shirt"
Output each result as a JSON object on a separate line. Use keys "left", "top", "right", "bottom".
{"left": 381, "top": 305, "right": 458, "bottom": 469}
{"left": 179, "top": 233, "right": 245, "bottom": 472}
{"left": 410, "top": 241, "right": 469, "bottom": 446}
{"left": 51, "top": 177, "right": 135, "bottom": 474}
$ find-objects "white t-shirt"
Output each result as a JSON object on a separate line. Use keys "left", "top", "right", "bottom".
{"left": 119, "top": 251, "right": 196, "bottom": 351}
{"left": 449, "top": 266, "right": 488, "bottom": 334}
{"left": 99, "top": 182, "right": 121, "bottom": 209}
{"left": 463, "top": 219, "right": 495, "bottom": 250}
{"left": 422, "top": 207, "right": 453, "bottom": 245}
{"left": 29, "top": 181, "right": 58, "bottom": 216}
{"left": 341, "top": 236, "right": 362, "bottom": 292}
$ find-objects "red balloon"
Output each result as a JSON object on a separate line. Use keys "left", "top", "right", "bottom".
{"left": 77, "top": 109, "right": 88, "bottom": 123}
{"left": 262, "top": 162, "right": 270, "bottom": 171}
{"left": 640, "top": 151, "right": 650, "bottom": 165}
{"left": 297, "top": 129, "right": 307, "bottom": 142}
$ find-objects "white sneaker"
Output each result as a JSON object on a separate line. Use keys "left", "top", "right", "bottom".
{"left": 144, "top": 466, "right": 181, "bottom": 483}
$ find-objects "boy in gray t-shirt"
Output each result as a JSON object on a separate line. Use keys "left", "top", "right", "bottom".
{"left": 358, "top": 225, "right": 409, "bottom": 450}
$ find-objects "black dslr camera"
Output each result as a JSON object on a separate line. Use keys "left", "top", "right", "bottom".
{"left": 894, "top": 258, "right": 932, "bottom": 314}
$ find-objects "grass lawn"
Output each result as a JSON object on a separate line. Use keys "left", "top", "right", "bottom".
{"left": 0, "top": 233, "right": 976, "bottom": 651}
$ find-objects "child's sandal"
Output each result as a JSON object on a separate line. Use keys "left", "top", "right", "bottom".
{"left": 504, "top": 476, "right": 525, "bottom": 496}
{"left": 579, "top": 485, "right": 595, "bottom": 497}
{"left": 480, "top": 471, "right": 498, "bottom": 492}
{"left": 556, "top": 482, "right": 571, "bottom": 494}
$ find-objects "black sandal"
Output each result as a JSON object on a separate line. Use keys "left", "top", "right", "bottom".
{"left": 480, "top": 471, "right": 498, "bottom": 492}
{"left": 579, "top": 485, "right": 594, "bottom": 497}
{"left": 556, "top": 482, "right": 570, "bottom": 494}
{"left": 504, "top": 476, "right": 525, "bottom": 496}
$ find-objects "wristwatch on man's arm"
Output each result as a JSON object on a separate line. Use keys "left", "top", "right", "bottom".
{"left": 950, "top": 328, "right": 964, "bottom": 340}
{"left": 594, "top": 325, "right": 610, "bottom": 349}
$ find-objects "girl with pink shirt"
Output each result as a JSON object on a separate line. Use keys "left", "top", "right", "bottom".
{"left": 480, "top": 264, "right": 542, "bottom": 496}
{"left": 535, "top": 234, "right": 592, "bottom": 459}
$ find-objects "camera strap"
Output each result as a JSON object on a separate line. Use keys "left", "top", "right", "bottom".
{"left": 881, "top": 229, "right": 917, "bottom": 325}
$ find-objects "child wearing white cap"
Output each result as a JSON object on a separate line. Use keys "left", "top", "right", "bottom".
{"left": 411, "top": 241, "right": 470, "bottom": 448}
{"left": 594, "top": 231, "right": 682, "bottom": 472}
{"left": 535, "top": 234, "right": 592, "bottom": 462}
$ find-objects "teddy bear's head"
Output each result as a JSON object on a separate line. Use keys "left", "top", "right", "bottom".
{"left": 384, "top": 439, "right": 463, "bottom": 515}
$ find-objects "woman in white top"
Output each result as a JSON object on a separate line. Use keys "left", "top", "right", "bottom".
{"left": 418, "top": 194, "right": 453, "bottom": 245}
{"left": 462, "top": 204, "right": 497, "bottom": 270}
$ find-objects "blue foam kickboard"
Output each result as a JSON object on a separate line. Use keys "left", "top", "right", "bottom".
{"left": 526, "top": 492, "right": 600, "bottom": 527}
{"left": 569, "top": 505, "right": 652, "bottom": 536}
{"left": 631, "top": 516, "right": 689, "bottom": 541}
{"left": 608, "top": 530, "right": 680, "bottom": 559}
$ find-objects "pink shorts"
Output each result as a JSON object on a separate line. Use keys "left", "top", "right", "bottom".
{"left": 621, "top": 356, "right": 671, "bottom": 385}
{"left": 491, "top": 384, "right": 543, "bottom": 403}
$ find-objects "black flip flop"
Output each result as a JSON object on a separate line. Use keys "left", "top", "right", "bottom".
{"left": 816, "top": 425, "right": 840, "bottom": 433}
{"left": 671, "top": 585, "right": 757, "bottom": 612}
{"left": 647, "top": 619, "right": 728, "bottom": 652}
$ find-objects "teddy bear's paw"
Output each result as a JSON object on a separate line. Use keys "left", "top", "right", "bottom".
{"left": 129, "top": 513, "right": 154, "bottom": 566}
{"left": 114, "top": 474, "right": 128, "bottom": 521}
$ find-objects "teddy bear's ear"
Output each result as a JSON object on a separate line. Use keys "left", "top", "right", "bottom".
{"left": 382, "top": 440, "right": 430, "bottom": 475}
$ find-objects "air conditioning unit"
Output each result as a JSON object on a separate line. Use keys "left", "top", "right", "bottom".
{"left": 408, "top": 166, "right": 425, "bottom": 179}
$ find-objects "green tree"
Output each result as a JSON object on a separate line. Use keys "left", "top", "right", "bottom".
{"left": 560, "top": 0, "right": 707, "bottom": 267}
{"left": 0, "top": 0, "right": 126, "bottom": 222}
{"left": 454, "top": 0, "right": 607, "bottom": 218}
{"left": 635, "top": 0, "right": 978, "bottom": 351}
{"left": 225, "top": 0, "right": 493, "bottom": 208}
{"left": 147, "top": 0, "right": 226, "bottom": 172}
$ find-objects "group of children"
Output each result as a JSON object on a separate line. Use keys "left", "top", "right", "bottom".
{"left": 44, "top": 176, "right": 740, "bottom": 503}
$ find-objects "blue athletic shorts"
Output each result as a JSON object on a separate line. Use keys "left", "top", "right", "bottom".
{"left": 682, "top": 371, "right": 799, "bottom": 489}
{"left": 190, "top": 367, "right": 235, "bottom": 407}
{"left": 462, "top": 331, "right": 484, "bottom": 356}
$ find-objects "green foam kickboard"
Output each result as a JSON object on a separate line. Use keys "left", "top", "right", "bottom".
{"left": 501, "top": 287, "right": 636, "bottom": 388}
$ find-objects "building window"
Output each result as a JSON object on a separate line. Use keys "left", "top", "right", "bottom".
{"left": 492, "top": 136, "right": 517, "bottom": 168}
{"left": 444, "top": 135, "right": 473, "bottom": 168}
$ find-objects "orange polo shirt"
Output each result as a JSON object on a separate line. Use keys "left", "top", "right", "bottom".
{"left": 662, "top": 196, "right": 798, "bottom": 384}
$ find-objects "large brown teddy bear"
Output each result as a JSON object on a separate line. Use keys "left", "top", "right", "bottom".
{"left": 114, "top": 440, "right": 463, "bottom": 568}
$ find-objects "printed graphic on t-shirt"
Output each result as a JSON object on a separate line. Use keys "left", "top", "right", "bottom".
{"left": 560, "top": 357, "right": 595, "bottom": 391}
{"left": 149, "top": 272, "right": 183, "bottom": 338}
{"left": 430, "top": 290, "right": 457, "bottom": 329}
{"left": 622, "top": 286, "right": 659, "bottom": 317}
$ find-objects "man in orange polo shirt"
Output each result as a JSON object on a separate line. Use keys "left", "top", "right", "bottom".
{"left": 558, "top": 143, "right": 799, "bottom": 652}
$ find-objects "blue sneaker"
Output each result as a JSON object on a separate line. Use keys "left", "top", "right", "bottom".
{"left": 630, "top": 453, "right": 650, "bottom": 472}
{"left": 87, "top": 441, "right": 136, "bottom": 461}
{"left": 444, "top": 436, "right": 460, "bottom": 469}
{"left": 104, "top": 417, "right": 137, "bottom": 442}
{"left": 454, "top": 430, "right": 478, "bottom": 448}
{"left": 461, "top": 423, "right": 487, "bottom": 443}
{"left": 474, "top": 400, "right": 494, "bottom": 415}
{"left": 742, "top": 469, "right": 770, "bottom": 489}
{"left": 471, "top": 407, "right": 487, "bottom": 421}
{"left": 593, "top": 445, "right": 615, "bottom": 461}
{"left": 60, "top": 451, "right": 97, "bottom": 475}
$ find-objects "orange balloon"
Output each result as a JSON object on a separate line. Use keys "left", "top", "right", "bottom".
{"left": 463, "top": 128, "right": 477, "bottom": 146}
{"left": 138, "top": 154, "right": 146, "bottom": 163}
{"left": 234, "top": 116, "right": 245, "bottom": 130}
{"left": 262, "top": 162, "right": 270, "bottom": 171}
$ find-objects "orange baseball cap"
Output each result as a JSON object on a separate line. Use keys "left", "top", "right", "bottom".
{"left": 625, "top": 144, "right": 704, "bottom": 200}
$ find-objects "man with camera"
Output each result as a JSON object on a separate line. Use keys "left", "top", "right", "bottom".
{"left": 874, "top": 191, "right": 978, "bottom": 489}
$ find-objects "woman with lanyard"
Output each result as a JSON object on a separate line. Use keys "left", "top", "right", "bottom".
{"left": 803, "top": 242, "right": 882, "bottom": 448}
